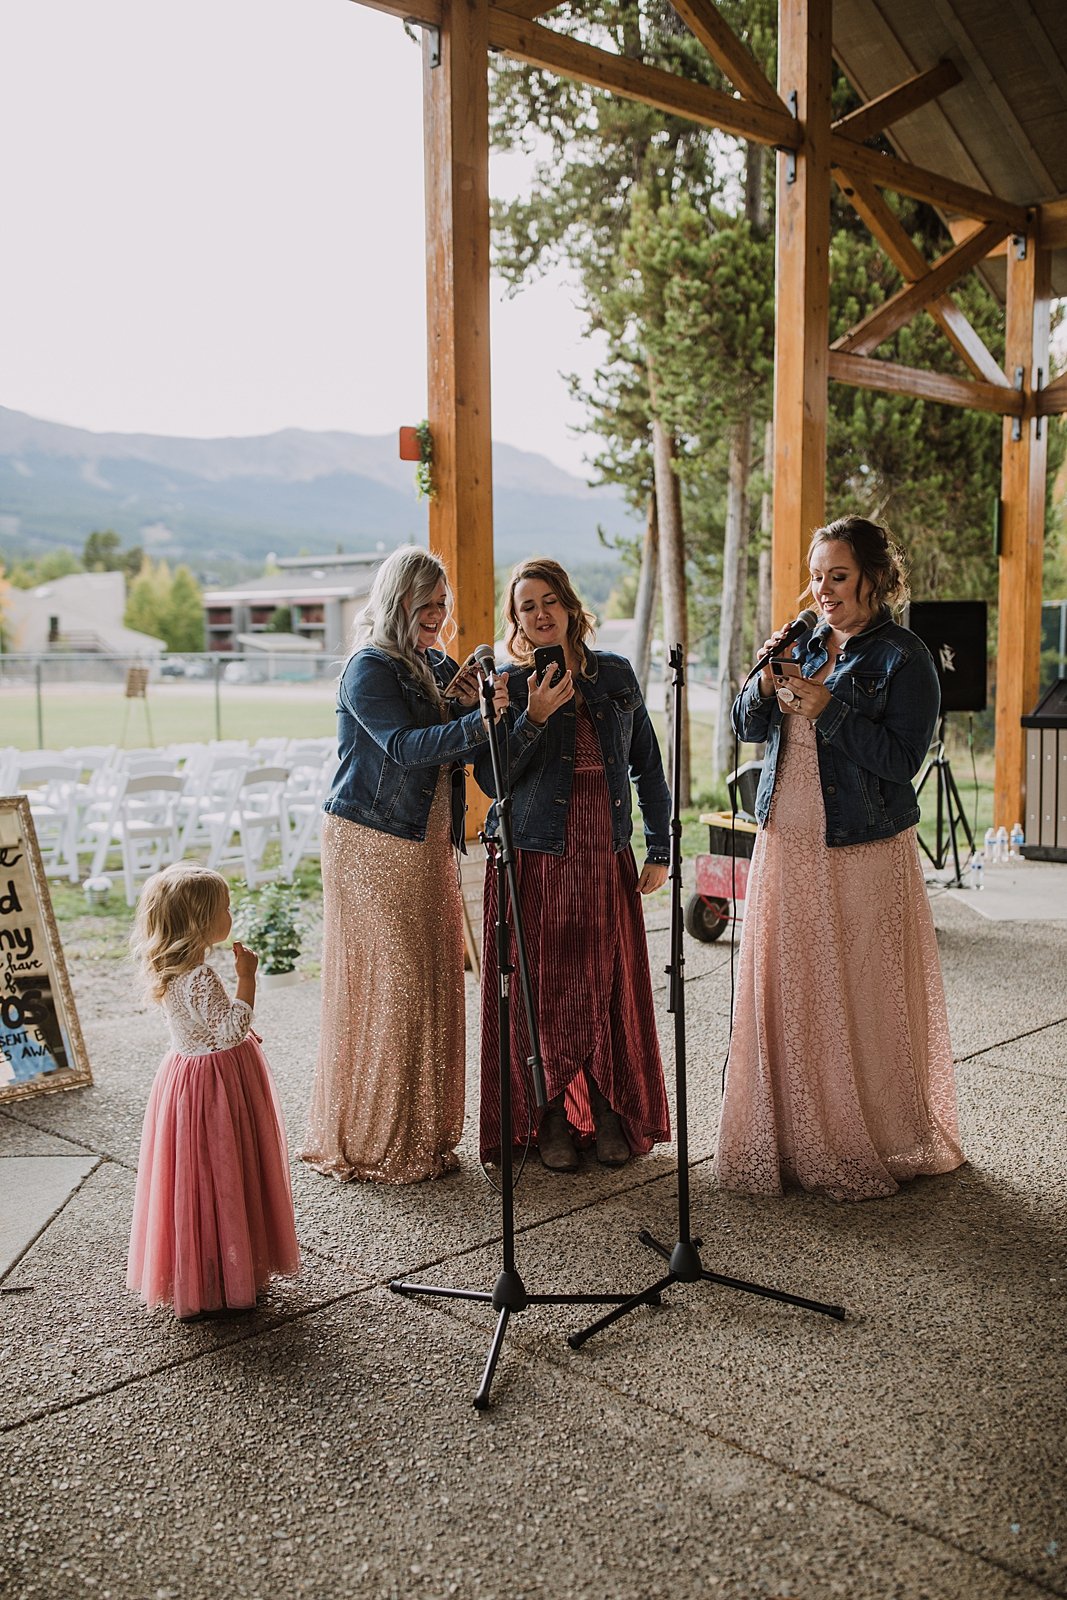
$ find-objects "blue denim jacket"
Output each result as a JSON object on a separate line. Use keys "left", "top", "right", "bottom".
{"left": 473, "top": 649, "right": 671, "bottom": 862}
{"left": 732, "top": 613, "right": 940, "bottom": 847}
{"left": 323, "top": 647, "right": 505, "bottom": 848}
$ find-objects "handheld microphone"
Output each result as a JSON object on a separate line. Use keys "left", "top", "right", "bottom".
{"left": 473, "top": 644, "right": 498, "bottom": 680}
{"left": 752, "top": 609, "right": 818, "bottom": 674}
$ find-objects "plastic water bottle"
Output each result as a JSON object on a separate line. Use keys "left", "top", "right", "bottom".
{"left": 984, "top": 827, "right": 997, "bottom": 866}
{"left": 969, "top": 851, "right": 984, "bottom": 891}
{"left": 996, "top": 825, "right": 1010, "bottom": 865}
{"left": 1010, "top": 822, "right": 1025, "bottom": 859}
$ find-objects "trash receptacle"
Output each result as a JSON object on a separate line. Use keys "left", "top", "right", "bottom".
{"left": 1022, "top": 678, "right": 1067, "bottom": 861}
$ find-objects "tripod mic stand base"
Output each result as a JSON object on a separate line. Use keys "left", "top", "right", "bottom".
{"left": 567, "top": 1230, "right": 846, "bottom": 1349}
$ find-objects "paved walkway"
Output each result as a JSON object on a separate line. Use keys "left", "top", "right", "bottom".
{"left": 1, "top": 866, "right": 1064, "bottom": 1600}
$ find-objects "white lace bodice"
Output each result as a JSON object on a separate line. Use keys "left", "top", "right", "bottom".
{"left": 161, "top": 964, "right": 253, "bottom": 1054}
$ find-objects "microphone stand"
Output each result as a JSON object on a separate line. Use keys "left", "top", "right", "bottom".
{"left": 567, "top": 645, "right": 846, "bottom": 1351}
{"left": 390, "top": 668, "right": 660, "bottom": 1409}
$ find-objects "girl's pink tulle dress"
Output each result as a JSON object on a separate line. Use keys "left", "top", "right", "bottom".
{"left": 127, "top": 964, "right": 300, "bottom": 1319}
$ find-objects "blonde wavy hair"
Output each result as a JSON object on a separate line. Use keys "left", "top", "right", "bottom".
{"left": 353, "top": 544, "right": 456, "bottom": 703}
{"left": 130, "top": 862, "right": 231, "bottom": 1003}
{"left": 501, "top": 558, "right": 597, "bottom": 667}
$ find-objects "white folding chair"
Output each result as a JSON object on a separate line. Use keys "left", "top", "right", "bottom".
{"left": 281, "top": 755, "right": 331, "bottom": 876}
{"left": 88, "top": 772, "right": 187, "bottom": 903}
{"left": 208, "top": 766, "right": 293, "bottom": 887}
{"left": 178, "top": 753, "right": 250, "bottom": 856}
{"left": 12, "top": 759, "right": 83, "bottom": 881}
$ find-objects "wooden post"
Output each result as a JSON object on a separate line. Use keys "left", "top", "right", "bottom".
{"left": 771, "top": 0, "right": 831, "bottom": 623}
{"left": 423, "top": 0, "right": 495, "bottom": 834}
{"left": 994, "top": 230, "right": 1051, "bottom": 831}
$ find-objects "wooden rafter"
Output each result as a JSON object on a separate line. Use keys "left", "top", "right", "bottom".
{"left": 487, "top": 9, "right": 799, "bottom": 147}
{"left": 352, "top": 0, "right": 441, "bottom": 23}
{"left": 1039, "top": 197, "right": 1067, "bottom": 251}
{"left": 832, "top": 218, "right": 1010, "bottom": 356}
{"left": 832, "top": 59, "right": 961, "bottom": 144}
{"left": 834, "top": 168, "right": 1009, "bottom": 386}
{"left": 1037, "top": 371, "right": 1067, "bottom": 416}
{"left": 667, "top": 0, "right": 787, "bottom": 112}
{"left": 829, "top": 136, "right": 1030, "bottom": 229}
{"left": 497, "top": 0, "right": 559, "bottom": 18}
{"left": 828, "top": 350, "right": 1023, "bottom": 415}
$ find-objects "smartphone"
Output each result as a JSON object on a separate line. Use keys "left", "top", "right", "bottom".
{"left": 770, "top": 659, "right": 802, "bottom": 682}
{"left": 533, "top": 644, "right": 566, "bottom": 686}
{"left": 440, "top": 654, "right": 479, "bottom": 698}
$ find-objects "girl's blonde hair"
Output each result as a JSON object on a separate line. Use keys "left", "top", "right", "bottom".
{"left": 130, "top": 862, "right": 230, "bottom": 1003}
{"left": 501, "top": 558, "right": 597, "bottom": 667}
{"left": 353, "top": 544, "right": 455, "bottom": 703}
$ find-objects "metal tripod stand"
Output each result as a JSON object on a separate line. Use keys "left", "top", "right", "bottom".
{"left": 567, "top": 645, "right": 846, "bottom": 1351}
{"left": 915, "top": 716, "right": 976, "bottom": 888}
{"left": 389, "top": 666, "right": 660, "bottom": 1408}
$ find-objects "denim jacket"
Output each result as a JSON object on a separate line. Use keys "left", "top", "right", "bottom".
{"left": 323, "top": 646, "right": 500, "bottom": 848}
{"left": 473, "top": 649, "right": 671, "bottom": 862}
{"left": 732, "top": 613, "right": 940, "bottom": 847}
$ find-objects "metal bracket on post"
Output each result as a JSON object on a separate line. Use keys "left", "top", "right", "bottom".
{"left": 1012, "top": 366, "right": 1025, "bottom": 442}
{"left": 1036, "top": 367, "right": 1044, "bottom": 440}
{"left": 404, "top": 17, "right": 441, "bottom": 67}
{"left": 1013, "top": 234, "right": 1028, "bottom": 260}
{"left": 781, "top": 91, "right": 798, "bottom": 184}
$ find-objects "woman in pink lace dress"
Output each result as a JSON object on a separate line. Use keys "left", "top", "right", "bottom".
{"left": 716, "top": 517, "right": 964, "bottom": 1201}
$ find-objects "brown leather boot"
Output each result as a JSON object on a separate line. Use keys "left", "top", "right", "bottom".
{"left": 538, "top": 1104, "right": 579, "bottom": 1172}
{"left": 587, "top": 1075, "right": 631, "bottom": 1167}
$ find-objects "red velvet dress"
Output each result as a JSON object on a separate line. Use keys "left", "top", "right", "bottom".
{"left": 479, "top": 703, "right": 670, "bottom": 1160}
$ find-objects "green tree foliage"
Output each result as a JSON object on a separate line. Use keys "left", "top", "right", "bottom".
{"left": 125, "top": 558, "right": 205, "bottom": 651}
{"left": 83, "top": 528, "right": 144, "bottom": 579}
{"left": 5, "top": 547, "right": 85, "bottom": 587}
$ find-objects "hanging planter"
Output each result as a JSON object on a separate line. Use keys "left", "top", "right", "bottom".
{"left": 399, "top": 420, "right": 436, "bottom": 501}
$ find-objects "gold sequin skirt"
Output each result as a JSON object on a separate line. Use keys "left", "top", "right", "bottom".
{"left": 301, "top": 770, "right": 465, "bottom": 1183}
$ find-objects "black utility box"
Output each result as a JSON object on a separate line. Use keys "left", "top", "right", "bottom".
{"left": 1022, "top": 679, "right": 1067, "bottom": 861}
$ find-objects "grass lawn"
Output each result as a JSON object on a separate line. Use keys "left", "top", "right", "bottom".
{"left": 0, "top": 682, "right": 337, "bottom": 749}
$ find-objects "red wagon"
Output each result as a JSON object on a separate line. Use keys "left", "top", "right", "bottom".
{"left": 684, "top": 810, "right": 759, "bottom": 942}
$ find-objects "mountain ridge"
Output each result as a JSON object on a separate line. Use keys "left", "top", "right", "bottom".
{"left": 0, "top": 407, "right": 635, "bottom": 572}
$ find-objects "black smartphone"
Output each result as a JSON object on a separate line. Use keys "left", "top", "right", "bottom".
{"left": 533, "top": 644, "right": 566, "bottom": 686}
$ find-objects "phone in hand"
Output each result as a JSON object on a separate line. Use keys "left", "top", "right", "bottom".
{"left": 770, "top": 658, "right": 802, "bottom": 683}
{"left": 533, "top": 644, "right": 566, "bottom": 686}
{"left": 440, "top": 654, "right": 479, "bottom": 698}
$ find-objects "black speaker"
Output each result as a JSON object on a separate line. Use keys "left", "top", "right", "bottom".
{"left": 905, "top": 601, "right": 988, "bottom": 713}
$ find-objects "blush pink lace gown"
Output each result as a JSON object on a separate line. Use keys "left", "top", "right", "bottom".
{"left": 715, "top": 712, "right": 964, "bottom": 1201}
{"left": 127, "top": 965, "right": 300, "bottom": 1318}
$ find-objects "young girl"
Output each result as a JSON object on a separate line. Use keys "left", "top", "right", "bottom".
{"left": 127, "top": 862, "right": 300, "bottom": 1319}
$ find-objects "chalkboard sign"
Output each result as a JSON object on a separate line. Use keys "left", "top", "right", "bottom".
{"left": 0, "top": 797, "right": 92, "bottom": 1103}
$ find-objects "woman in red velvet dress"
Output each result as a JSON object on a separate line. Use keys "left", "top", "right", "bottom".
{"left": 474, "top": 559, "right": 671, "bottom": 1173}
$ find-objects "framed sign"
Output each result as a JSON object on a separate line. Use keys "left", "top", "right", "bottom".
{"left": 0, "top": 796, "right": 92, "bottom": 1103}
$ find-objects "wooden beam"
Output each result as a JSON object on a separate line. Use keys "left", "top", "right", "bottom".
{"left": 424, "top": 0, "right": 495, "bottom": 834}
{"left": 497, "top": 0, "right": 558, "bottom": 16}
{"left": 667, "top": 0, "right": 788, "bottom": 112}
{"left": 1037, "top": 371, "right": 1067, "bottom": 416}
{"left": 829, "top": 135, "right": 1030, "bottom": 230}
{"left": 832, "top": 219, "right": 1009, "bottom": 357}
{"left": 828, "top": 350, "right": 1023, "bottom": 415}
{"left": 772, "top": 0, "right": 832, "bottom": 622}
{"left": 487, "top": 9, "right": 800, "bottom": 148}
{"left": 832, "top": 59, "right": 960, "bottom": 145}
{"left": 994, "top": 232, "right": 1051, "bottom": 831}
{"left": 1038, "top": 196, "right": 1067, "bottom": 252}
{"left": 351, "top": 0, "right": 442, "bottom": 24}
{"left": 947, "top": 217, "right": 1009, "bottom": 256}
{"left": 834, "top": 168, "right": 1009, "bottom": 386}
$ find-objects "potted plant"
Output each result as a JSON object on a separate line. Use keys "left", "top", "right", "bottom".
{"left": 231, "top": 881, "right": 306, "bottom": 990}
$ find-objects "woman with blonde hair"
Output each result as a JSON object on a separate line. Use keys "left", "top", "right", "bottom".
{"left": 473, "top": 557, "right": 671, "bottom": 1173}
{"left": 717, "top": 515, "right": 964, "bottom": 1200}
{"left": 127, "top": 862, "right": 299, "bottom": 1320}
{"left": 302, "top": 544, "right": 512, "bottom": 1184}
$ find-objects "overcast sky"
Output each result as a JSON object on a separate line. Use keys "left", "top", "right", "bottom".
{"left": 0, "top": 0, "right": 604, "bottom": 476}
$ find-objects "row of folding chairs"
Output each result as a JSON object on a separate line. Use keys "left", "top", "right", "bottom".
{"left": 0, "top": 738, "right": 335, "bottom": 903}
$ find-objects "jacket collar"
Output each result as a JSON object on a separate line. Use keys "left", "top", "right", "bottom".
{"left": 810, "top": 608, "right": 894, "bottom": 649}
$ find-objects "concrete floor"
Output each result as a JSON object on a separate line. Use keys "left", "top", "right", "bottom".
{"left": 1, "top": 877, "right": 1064, "bottom": 1600}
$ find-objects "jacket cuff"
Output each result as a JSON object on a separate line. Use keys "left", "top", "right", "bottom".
{"left": 815, "top": 695, "right": 848, "bottom": 740}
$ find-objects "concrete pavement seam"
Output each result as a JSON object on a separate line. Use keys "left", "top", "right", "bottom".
{"left": 0, "top": 1154, "right": 104, "bottom": 1285}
